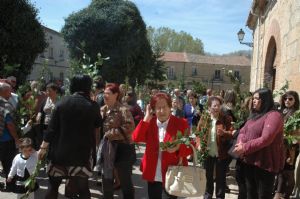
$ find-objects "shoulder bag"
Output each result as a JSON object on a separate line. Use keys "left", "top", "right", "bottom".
{"left": 165, "top": 144, "right": 206, "bottom": 197}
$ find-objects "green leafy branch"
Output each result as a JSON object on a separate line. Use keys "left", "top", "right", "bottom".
{"left": 284, "top": 110, "right": 300, "bottom": 147}
{"left": 159, "top": 108, "right": 211, "bottom": 165}
{"left": 20, "top": 159, "right": 46, "bottom": 199}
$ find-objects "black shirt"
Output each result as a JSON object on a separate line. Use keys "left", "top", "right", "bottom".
{"left": 44, "top": 93, "right": 102, "bottom": 166}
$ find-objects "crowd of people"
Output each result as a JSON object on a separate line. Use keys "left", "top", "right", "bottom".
{"left": 0, "top": 74, "right": 299, "bottom": 199}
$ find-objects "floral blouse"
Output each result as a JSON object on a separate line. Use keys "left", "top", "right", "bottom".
{"left": 101, "top": 102, "right": 135, "bottom": 143}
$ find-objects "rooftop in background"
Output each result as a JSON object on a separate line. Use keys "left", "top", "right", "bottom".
{"left": 162, "top": 52, "right": 251, "bottom": 66}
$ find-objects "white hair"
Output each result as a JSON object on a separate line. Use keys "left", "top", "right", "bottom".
{"left": 0, "top": 82, "right": 11, "bottom": 92}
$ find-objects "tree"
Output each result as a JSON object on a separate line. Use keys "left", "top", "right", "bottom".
{"left": 0, "top": 0, "right": 46, "bottom": 83}
{"left": 148, "top": 45, "right": 166, "bottom": 86}
{"left": 147, "top": 26, "right": 204, "bottom": 54}
{"left": 222, "top": 50, "right": 252, "bottom": 59}
{"left": 61, "top": 0, "right": 153, "bottom": 89}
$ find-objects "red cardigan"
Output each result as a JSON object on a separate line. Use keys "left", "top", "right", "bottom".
{"left": 132, "top": 115, "right": 191, "bottom": 183}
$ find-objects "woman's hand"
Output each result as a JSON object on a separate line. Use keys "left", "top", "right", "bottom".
{"left": 233, "top": 142, "right": 245, "bottom": 156}
{"left": 143, "top": 104, "right": 153, "bottom": 122}
{"left": 166, "top": 144, "right": 180, "bottom": 153}
{"left": 6, "top": 177, "right": 12, "bottom": 183}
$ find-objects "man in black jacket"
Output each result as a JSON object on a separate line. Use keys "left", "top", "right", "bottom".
{"left": 38, "top": 75, "right": 102, "bottom": 199}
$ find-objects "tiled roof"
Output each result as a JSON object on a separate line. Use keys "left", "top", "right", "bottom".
{"left": 162, "top": 52, "right": 251, "bottom": 66}
{"left": 162, "top": 52, "right": 188, "bottom": 62}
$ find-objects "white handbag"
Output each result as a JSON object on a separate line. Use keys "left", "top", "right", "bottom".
{"left": 165, "top": 144, "right": 206, "bottom": 197}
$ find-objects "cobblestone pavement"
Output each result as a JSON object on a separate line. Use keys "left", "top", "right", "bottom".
{"left": 0, "top": 146, "right": 239, "bottom": 199}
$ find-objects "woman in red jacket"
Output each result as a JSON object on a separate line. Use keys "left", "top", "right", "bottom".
{"left": 132, "top": 92, "right": 191, "bottom": 199}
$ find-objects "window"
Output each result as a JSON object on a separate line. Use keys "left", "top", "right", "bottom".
{"left": 60, "top": 72, "right": 64, "bottom": 81}
{"left": 168, "top": 67, "right": 175, "bottom": 79}
{"left": 59, "top": 49, "right": 64, "bottom": 58}
{"left": 214, "top": 70, "right": 221, "bottom": 79}
{"left": 234, "top": 70, "right": 240, "bottom": 80}
{"left": 49, "top": 72, "right": 54, "bottom": 81}
{"left": 49, "top": 47, "right": 54, "bottom": 58}
{"left": 192, "top": 66, "right": 197, "bottom": 76}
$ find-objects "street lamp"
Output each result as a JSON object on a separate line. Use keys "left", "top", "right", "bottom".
{"left": 237, "top": 28, "right": 253, "bottom": 47}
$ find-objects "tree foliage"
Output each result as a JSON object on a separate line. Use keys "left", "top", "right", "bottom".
{"left": 61, "top": 0, "right": 153, "bottom": 88}
{"left": 223, "top": 50, "right": 252, "bottom": 59}
{"left": 148, "top": 45, "right": 166, "bottom": 86}
{"left": 0, "top": 0, "right": 47, "bottom": 83}
{"left": 147, "top": 26, "right": 204, "bottom": 54}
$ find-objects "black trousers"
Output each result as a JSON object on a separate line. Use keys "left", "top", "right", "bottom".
{"left": 45, "top": 176, "right": 90, "bottom": 199}
{"left": 147, "top": 181, "right": 177, "bottom": 199}
{"left": 235, "top": 159, "right": 247, "bottom": 199}
{"left": 0, "top": 140, "right": 16, "bottom": 178}
{"left": 204, "top": 156, "right": 228, "bottom": 199}
{"left": 244, "top": 163, "right": 275, "bottom": 199}
{"left": 274, "top": 169, "right": 295, "bottom": 198}
{"left": 102, "top": 160, "right": 134, "bottom": 199}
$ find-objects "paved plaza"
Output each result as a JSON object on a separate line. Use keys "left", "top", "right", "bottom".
{"left": 0, "top": 146, "right": 239, "bottom": 199}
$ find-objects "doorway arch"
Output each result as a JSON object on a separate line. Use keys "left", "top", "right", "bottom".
{"left": 264, "top": 36, "right": 277, "bottom": 91}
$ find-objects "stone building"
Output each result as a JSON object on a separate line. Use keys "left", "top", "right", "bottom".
{"left": 162, "top": 52, "right": 251, "bottom": 92}
{"left": 247, "top": 0, "right": 300, "bottom": 93}
{"left": 28, "top": 26, "right": 70, "bottom": 83}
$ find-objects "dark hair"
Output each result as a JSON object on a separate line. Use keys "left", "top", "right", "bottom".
{"left": 19, "top": 137, "right": 33, "bottom": 149}
{"left": 150, "top": 92, "right": 172, "bottom": 109}
{"left": 46, "top": 82, "right": 60, "bottom": 92}
{"left": 70, "top": 75, "right": 92, "bottom": 95}
{"left": 280, "top": 90, "right": 300, "bottom": 111}
{"left": 126, "top": 91, "right": 137, "bottom": 106}
{"left": 249, "top": 88, "right": 275, "bottom": 120}
{"left": 94, "top": 76, "right": 105, "bottom": 90}
{"left": 207, "top": 96, "right": 223, "bottom": 107}
{"left": 224, "top": 90, "right": 236, "bottom": 106}
{"left": 187, "top": 92, "right": 198, "bottom": 99}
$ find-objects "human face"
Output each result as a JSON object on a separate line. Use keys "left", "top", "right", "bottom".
{"left": 104, "top": 88, "right": 118, "bottom": 107}
{"left": 22, "top": 146, "right": 33, "bottom": 158}
{"left": 47, "top": 88, "right": 57, "bottom": 99}
{"left": 155, "top": 98, "right": 171, "bottom": 122}
{"left": 252, "top": 93, "right": 261, "bottom": 111}
{"left": 172, "top": 99, "right": 178, "bottom": 109}
{"left": 209, "top": 100, "right": 221, "bottom": 118}
{"left": 189, "top": 96, "right": 197, "bottom": 106}
{"left": 284, "top": 94, "right": 295, "bottom": 108}
{"left": 2, "top": 87, "right": 12, "bottom": 100}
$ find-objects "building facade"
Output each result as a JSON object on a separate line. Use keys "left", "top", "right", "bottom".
{"left": 28, "top": 26, "right": 70, "bottom": 83}
{"left": 247, "top": 0, "right": 300, "bottom": 93}
{"left": 162, "top": 52, "right": 251, "bottom": 92}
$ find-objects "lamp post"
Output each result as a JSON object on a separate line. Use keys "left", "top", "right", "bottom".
{"left": 237, "top": 28, "right": 253, "bottom": 47}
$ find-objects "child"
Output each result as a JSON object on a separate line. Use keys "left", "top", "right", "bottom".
{"left": 7, "top": 138, "right": 38, "bottom": 199}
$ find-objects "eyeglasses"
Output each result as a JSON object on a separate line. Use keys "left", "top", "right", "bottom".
{"left": 284, "top": 97, "right": 294, "bottom": 101}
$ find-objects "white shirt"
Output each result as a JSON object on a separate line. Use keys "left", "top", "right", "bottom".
{"left": 8, "top": 151, "right": 38, "bottom": 178}
{"left": 208, "top": 117, "right": 218, "bottom": 157}
{"left": 154, "top": 118, "right": 169, "bottom": 182}
{"left": 8, "top": 93, "right": 18, "bottom": 110}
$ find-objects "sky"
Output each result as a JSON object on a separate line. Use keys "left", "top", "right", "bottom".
{"left": 29, "top": 0, "right": 253, "bottom": 54}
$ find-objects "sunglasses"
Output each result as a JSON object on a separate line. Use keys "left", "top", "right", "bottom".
{"left": 284, "top": 97, "right": 294, "bottom": 101}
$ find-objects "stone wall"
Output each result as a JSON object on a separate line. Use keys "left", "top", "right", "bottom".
{"left": 250, "top": 0, "right": 300, "bottom": 93}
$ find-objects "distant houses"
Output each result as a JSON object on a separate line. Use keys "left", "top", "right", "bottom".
{"left": 162, "top": 52, "right": 251, "bottom": 92}
{"left": 28, "top": 26, "right": 70, "bottom": 83}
